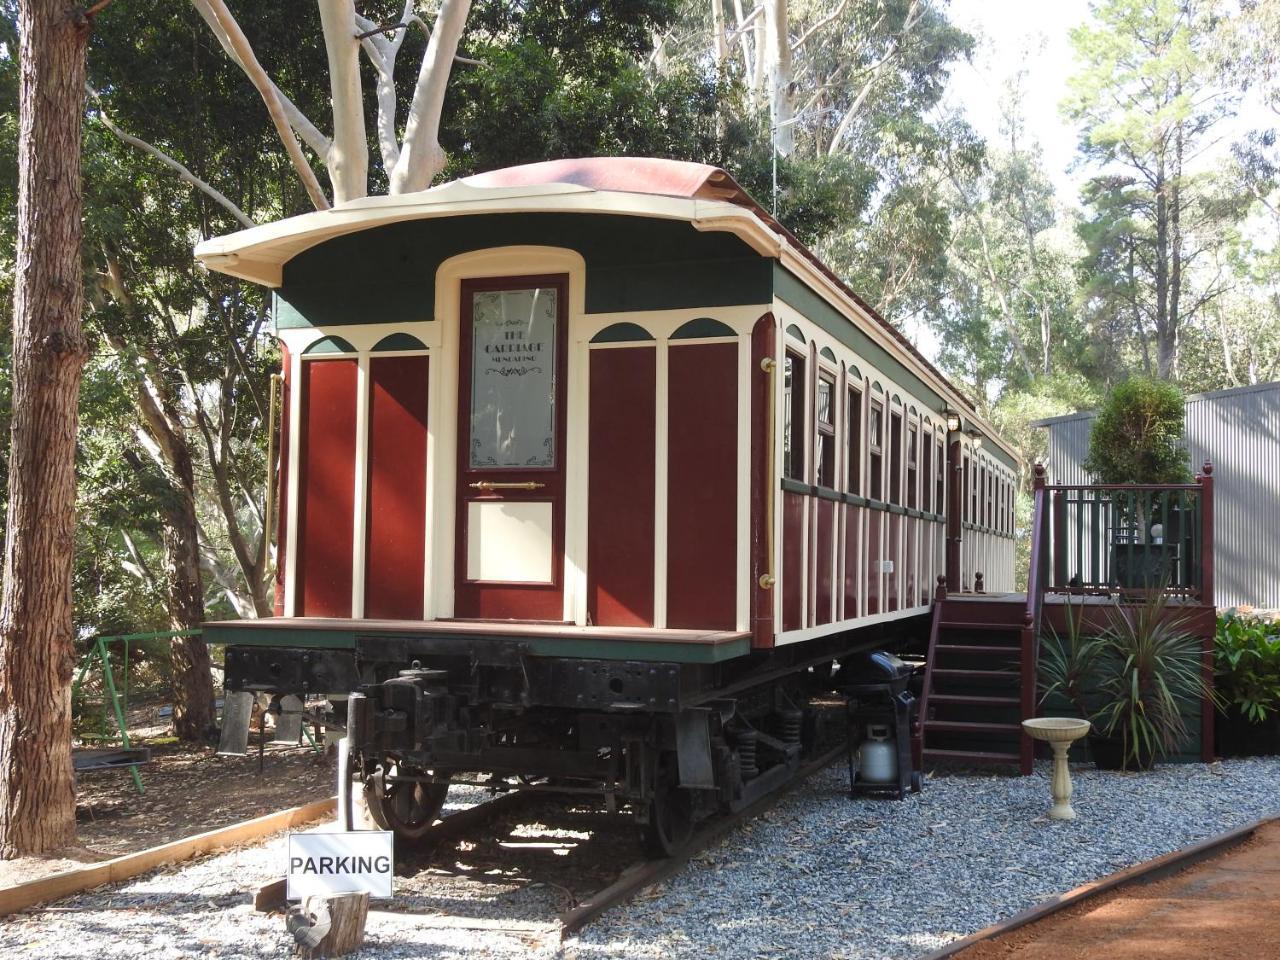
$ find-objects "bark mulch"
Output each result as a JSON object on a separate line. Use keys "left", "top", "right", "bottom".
{"left": 0, "top": 738, "right": 333, "bottom": 890}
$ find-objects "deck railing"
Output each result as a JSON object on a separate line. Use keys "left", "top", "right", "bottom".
{"left": 1037, "top": 462, "right": 1215, "bottom": 604}
{"left": 1023, "top": 461, "right": 1218, "bottom": 765}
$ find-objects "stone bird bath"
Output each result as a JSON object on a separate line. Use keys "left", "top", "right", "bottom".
{"left": 1022, "top": 717, "right": 1092, "bottom": 820}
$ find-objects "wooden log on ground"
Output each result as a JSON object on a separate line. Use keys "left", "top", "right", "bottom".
{"left": 289, "top": 892, "right": 369, "bottom": 958}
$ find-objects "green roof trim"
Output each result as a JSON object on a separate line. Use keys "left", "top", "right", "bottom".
{"left": 372, "top": 332, "right": 427, "bottom": 352}
{"left": 672, "top": 317, "right": 736, "bottom": 339}
{"left": 591, "top": 322, "right": 655, "bottom": 343}
{"left": 303, "top": 335, "right": 356, "bottom": 355}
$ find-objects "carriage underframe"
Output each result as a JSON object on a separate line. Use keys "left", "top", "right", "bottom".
{"left": 221, "top": 616, "right": 924, "bottom": 852}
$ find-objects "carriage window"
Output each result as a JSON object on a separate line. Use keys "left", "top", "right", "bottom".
{"left": 815, "top": 373, "right": 835, "bottom": 488}
{"left": 936, "top": 438, "right": 945, "bottom": 514}
{"left": 906, "top": 423, "right": 919, "bottom": 510}
{"left": 846, "top": 386, "right": 863, "bottom": 495}
{"left": 889, "top": 411, "right": 903, "bottom": 505}
{"left": 869, "top": 401, "right": 883, "bottom": 501}
{"left": 783, "top": 352, "right": 806, "bottom": 481}
{"left": 986, "top": 468, "right": 994, "bottom": 528}
{"left": 978, "top": 464, "right": 987, "bottom": 528}
{"left": 962, "top": 453, "right": 971, "bottom": 523}
{"left": 921, "top": 431, "right": 932, "bottom": 513}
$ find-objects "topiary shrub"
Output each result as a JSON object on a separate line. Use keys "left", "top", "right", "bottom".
{"left": 1083, "top": 377, "right": 1192, "bottom": 485}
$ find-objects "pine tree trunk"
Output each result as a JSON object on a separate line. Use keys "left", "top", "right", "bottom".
{"left": 163, "top": 446, "right": 215, "bottom": 741}
{"left": 0, "top": 0, "right": 90, "bottom": 859}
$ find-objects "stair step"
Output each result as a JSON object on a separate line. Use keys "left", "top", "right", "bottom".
{"left": 939, "top": 620, "right": 1024, "bottom": 632}
{"left": 923, "top": 747, "right": 1020, "bottom": 764}
{"left": 934, "top": 643, "right": 1020, "bottom": 655}
{"left": 924, "top": 720, "right": 1022, "bottom": 734}
{"left": 930, "top": 668, "right": 1018, "bottom": 681}
{"left": 928, "top": 694, "right": 1020, "bottom": 706}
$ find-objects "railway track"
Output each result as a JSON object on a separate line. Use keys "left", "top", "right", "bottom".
{"left": 558, "top": 739, "right": 849, "bottom": 938}
{"left": 258, "top": 738, "right": 850, "bottom": 940}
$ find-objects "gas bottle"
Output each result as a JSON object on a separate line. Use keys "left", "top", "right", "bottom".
{"left": 858, "top": 724, "right": 897, "bottom": 783}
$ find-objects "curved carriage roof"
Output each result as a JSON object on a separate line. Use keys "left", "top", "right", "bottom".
{"left": 194, "top": 157, "right": 1015, "bottom": 462}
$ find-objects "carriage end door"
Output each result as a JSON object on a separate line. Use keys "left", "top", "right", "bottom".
{"left": 454, "top": 276, "right": 568, "bottom": 620}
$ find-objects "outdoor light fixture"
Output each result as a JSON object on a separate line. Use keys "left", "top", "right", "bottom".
{"left": 966, "top": 427, "right": 984, "bottom": 450}
{"left": 945, "top": 411, "right": 962, "bottom": 433}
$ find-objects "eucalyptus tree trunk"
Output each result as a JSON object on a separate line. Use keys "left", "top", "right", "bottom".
{"left": 161, "top": 445, "right": 216, "bottom": 741}
{"left": 0, "top": 0, "right": 90, "bottom": 859}
{"left": 763, "top": 0, "right": 794, "bottom": 156}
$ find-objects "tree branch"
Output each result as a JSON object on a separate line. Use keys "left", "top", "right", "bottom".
{"left": 89, "top": 90, "right": 256, "bottom": 229}
{"left": 191, "top": 0, "right": 331, "bottom": 209}
{"left": 318, "top": 0, "right": 368, "bottom": 203}
{"left": 791, "top": 0, "right": 850, "bottom": 53}
{"left": 389, "top": 0, "right": 472, "bottom": 194}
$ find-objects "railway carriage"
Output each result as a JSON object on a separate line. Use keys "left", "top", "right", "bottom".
{"left": 198, "top": 158, "right": 1019, "bottom": 852}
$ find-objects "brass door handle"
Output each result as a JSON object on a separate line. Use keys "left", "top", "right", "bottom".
{"left": 469, "top": 481, "right": 546, "bottom": 491}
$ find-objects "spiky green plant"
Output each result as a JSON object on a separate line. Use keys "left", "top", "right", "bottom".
{"left": 1038, "top": 596, "right": 1105, "bottom": 717}
{"left": 1092, "top": 592, "right": 1216, "bottom": 769}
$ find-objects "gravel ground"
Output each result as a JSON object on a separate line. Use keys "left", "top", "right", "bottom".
{"left": 2, "top": 759, "right": 1278, "bottom": 960}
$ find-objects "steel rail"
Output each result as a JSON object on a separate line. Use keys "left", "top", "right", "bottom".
{"left": 558, "top": 739, "right": 849, "bottom": 939}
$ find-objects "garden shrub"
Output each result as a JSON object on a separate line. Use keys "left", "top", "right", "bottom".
{"left": 1083, "top": 377, "right": 1192, "bottom": 484}
{"left": 1215, "top": 611, "right": 1280, "bottom": 724}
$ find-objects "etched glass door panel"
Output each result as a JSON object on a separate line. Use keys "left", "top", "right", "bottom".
{"left": 469, "top": 287, "right": 558, "bottom": 469}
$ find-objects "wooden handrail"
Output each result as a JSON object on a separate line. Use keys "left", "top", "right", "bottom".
{"left": 1018, "top": 463, "right": 1050, "bottom": 775}
{"left": 913, "top": 575, "right": 948, "bottom": 772}
{"left": 1044, "top": 482, "right": 1203, "bottom": 491}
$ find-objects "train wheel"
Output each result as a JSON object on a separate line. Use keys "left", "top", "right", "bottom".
{"left": 360, "top": 765, "right": 449, "bottom": 842}
{"left": 642, "top": 756, "right": 694, "bottom": 858}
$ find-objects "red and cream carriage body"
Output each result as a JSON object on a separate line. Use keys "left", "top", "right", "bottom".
{"left": 198, "top": 158, "right": 1018, "bottom": 846}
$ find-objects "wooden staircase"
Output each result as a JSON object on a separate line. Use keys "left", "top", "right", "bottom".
{"left": 913, "top": 464, "right": 1051, "bottom": 776}
{"left": 915, "top": 596, "right": 1032, "bottom": 773}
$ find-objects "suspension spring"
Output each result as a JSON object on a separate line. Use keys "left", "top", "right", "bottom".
{"left": 734, "top": 728, "right": 759, "bottom": 780}
{"left": 778, "top": 708, "right": 803, "bottom": 746}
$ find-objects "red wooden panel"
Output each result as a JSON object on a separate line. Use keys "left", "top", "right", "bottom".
{"left": 274, "top": 345, "right": 290, "bottom": 617}
{"left": 588, "top": 347, "right": 656, "bottom": 626}
{"left": 365, "top": 355, "right": 429, "bottom": 619}
{"left": 667, "top": 343, "right": 737, "bottom": 630}
{"left": 905, "top": 516, "right": 918, "bottom": 607}
{"left": 782, "top": 491, "right": 805, "bottom": 632}
{"left": 887, "top": 513, "right": 901, "bottom": 612}
{"left": 843, "top": 504, "right": 861, "bottom": 618}
{"left": 867, "top": 512, "right": 882, "bottom": 616}
{"left": 815, "top": 499, "right": 834, "bottom": 625}
{"left": 296, "top": 358, "right": 358, "bottom": 617}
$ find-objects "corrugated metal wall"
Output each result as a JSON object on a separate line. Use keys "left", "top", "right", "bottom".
{"left": 1035, "top": 382, "right": 1280, "bottom": 610}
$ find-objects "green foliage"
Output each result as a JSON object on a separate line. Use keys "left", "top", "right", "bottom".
{"left": 442, "top": 0, "right": 724, "bottom": 178}
{"left": 1083, "top": 377, "right": 1192, "bottom": 484}
{"left": 1039, "top": 599, "right": 1106, "bottom": 717}
{"left": 1040, "top": 593, "right": 1213, "bottom": 769}
{"left": 1065, "top": 0, "right": 1234, "bottom": 380}
{"left": 1092, "top": 593, "right": 1213, "bottom": 767}
{"left": 1214, "top": 611, "right": 1280, "bottom": 723}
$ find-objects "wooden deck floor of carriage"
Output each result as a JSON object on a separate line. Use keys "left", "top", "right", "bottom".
{"left": 201, "top": 617, "right": 752, "bottom": 663}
